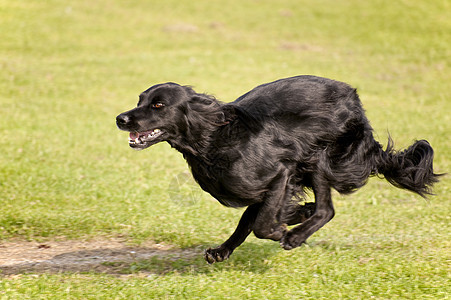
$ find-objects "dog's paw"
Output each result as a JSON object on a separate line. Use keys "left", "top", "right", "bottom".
{"left": 265, "top": 223, "right": 288, "bottom": 241}
{"left": 280, "top": 231, "right": 306, "bottom": 250}
{"left": 204, "top": 246, "right": 232, "bottom": 264}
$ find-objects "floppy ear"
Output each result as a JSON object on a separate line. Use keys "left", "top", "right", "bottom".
{"left": 186, "top": 93, "right": 227, "bottom": 126}
{"left": 188, "top": 93, "right": 216, "bottom": 108}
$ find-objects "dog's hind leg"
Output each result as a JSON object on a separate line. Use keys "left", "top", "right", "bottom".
{"left": 205, "top": 203, "right": 260, "bottom": 264}
{"left": 280, "top": 175, "right": 334, "bottom": 250}
{"left": 281, "top": 202, "right": 316, "bottom": 226}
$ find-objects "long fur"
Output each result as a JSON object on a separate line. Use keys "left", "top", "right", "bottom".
{"left": 116, "top": 75, "right": 442, "bottom": 263}
{"left": 376, "top": 138, "right": 440, "bottom": 197}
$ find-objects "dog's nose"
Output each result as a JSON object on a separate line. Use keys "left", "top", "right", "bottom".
{"left": 116, "top": 113, "right": 131, "bottom": 126}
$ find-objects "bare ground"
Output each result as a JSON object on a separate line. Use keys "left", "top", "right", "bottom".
{"left": 0, "top": 238, "right": 203, "bottom": 276}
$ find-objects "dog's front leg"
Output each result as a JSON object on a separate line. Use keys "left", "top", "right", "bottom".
{"left": 252, "top": 172, "right": 290, "bottom": 241}
{"left": 205, "top": 203, "right": 261, "bottom": 264}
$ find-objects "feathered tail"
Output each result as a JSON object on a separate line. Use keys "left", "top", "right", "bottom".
{"left": 376, "top": 138, "right": 442, "bottom": 197}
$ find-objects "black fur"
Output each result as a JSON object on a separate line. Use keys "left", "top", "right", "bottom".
{"left": 116, "top": 75, "right": 441, "bottom": 263}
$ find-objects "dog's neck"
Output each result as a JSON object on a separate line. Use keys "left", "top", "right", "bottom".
{"left": 168, "top": 120, "right": 224, "bottom": 159}
{"left": 168, "top": 96, "right": 229, "bottom": 157}
{"left": 168, "top": 135, "right": 214, "bottom": 158}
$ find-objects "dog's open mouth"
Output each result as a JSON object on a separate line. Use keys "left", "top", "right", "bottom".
{"left": 128, "top": 129, "right": 164, "bottom": 149}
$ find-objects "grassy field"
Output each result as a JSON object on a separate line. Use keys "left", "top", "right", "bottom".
{"left": 0, "top": 0, "right": 450, "bottom": 298}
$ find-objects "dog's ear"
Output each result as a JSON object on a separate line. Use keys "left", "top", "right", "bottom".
{"left": 222, "top": 105, "right": 238, "bottom": 123}
{"left": 180, "top": 86, "right": 217, "bottom": 109}
{"left": 185, "top": 93, "right": 229, "bottom": 126}
{"left": 188, "top": 93, "right": 216, "bottom": 106}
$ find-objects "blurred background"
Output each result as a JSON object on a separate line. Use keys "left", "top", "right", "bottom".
{"left": 0, "top": 0, "right": 449, "bottom": 297}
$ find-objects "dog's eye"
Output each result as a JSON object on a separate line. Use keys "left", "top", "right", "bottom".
{"left": 152, "top": 103, "right": 165, "bottom": 109}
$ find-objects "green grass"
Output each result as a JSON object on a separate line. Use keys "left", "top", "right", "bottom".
{"left": 0, "top": 0, "right": 450, "bottom": 298}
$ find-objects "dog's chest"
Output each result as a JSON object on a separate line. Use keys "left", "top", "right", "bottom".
{"left": 185, "top": 155, "right": 264, "bottom": 207}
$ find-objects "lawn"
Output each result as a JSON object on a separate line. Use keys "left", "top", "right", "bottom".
{"left": 0, "top": 0, "right": 449, "bottom": 298}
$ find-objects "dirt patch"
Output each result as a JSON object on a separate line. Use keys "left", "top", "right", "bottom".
{"left": 162, "top": 23, "right": 199, "bottom": 33}
{"left": 278, "top": 42, "right": 324, "bottom": 52}
{"left": 0, "top": 238, "right": 202, "bottom": 276}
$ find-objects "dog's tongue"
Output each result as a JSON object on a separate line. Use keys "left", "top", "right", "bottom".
{"left": 129, "top": 132, "right": 139, "bottom": 139}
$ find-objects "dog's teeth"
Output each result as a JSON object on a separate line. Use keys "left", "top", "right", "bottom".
{"left": 135, "top": 138, "right": 140, "bottom": 143}
{"left": 154, "top": 129, "right": 161, "bottom": 133}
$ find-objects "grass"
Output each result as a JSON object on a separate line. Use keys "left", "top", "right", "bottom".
{"left": 0, "top": 0, "right": 450, "bottom": 298}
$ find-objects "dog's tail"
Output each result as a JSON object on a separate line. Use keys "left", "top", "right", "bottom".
{"left": 374, "top": 137, "right": 442, "bottom": 197}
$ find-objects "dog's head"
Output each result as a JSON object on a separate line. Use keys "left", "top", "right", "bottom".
{"left": 116, "top": 83, "right": 193, "bottom": 150}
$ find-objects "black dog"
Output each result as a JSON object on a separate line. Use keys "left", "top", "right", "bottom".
{"left": 116, "top": 75, "right": 441, "bottom": 264}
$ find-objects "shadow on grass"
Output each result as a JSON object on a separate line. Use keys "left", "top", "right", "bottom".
{"left": 125, "top": 242, "right": 283, "bottom": 276}
{"left": 0, "top": 241, "right": 282, "bottom": 276}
